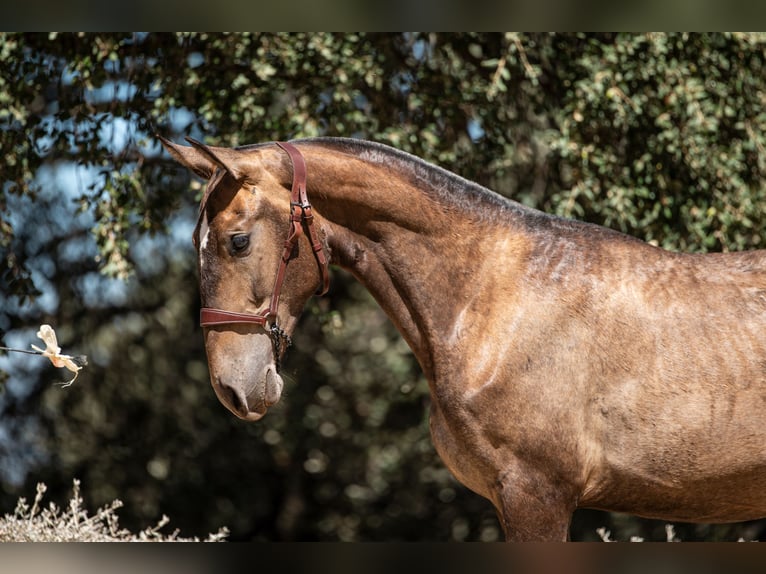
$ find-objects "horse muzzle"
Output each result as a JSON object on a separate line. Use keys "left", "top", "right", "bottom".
{"left": 212, "top": 366, "right": 283, "bottom": 421}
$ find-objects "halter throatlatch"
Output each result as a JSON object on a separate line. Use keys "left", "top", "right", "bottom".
{"left": 198, "top": 141, "right": 330, "bottom": 370}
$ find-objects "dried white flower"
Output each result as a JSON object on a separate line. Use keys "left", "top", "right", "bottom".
{"left": 31, "top": 324, "right": 82, "bottom": 387}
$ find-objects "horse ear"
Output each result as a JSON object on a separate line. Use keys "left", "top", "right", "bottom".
{"left": 160, "top": 135, "right": 261, "bottom": 183}
{"left": 158, "top": 135, "right": 216, "bottom": 179}
{"left": 184, "top": 137, "right": 248, "bottom": 181}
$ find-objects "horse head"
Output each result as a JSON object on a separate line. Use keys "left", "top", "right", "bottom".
{"left": 160, "top": 137, "right": 329, "bottom": 421}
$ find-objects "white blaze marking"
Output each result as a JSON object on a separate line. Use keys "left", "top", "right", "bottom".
{"left": 199, "top": 213, "right": 210, "bottom": 270}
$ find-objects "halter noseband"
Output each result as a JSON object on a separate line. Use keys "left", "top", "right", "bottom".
{"left": 198, "top": 142, "right": 330, "bottom": 369}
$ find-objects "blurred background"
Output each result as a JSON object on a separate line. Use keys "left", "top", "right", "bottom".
{"left": 1, "top": 32, "right": 766, "bottom": 541}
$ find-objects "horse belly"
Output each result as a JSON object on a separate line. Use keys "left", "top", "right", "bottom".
{"left": 585, "top": 364, "right": 766, "bottom": 522}
{"left": 585, "top": 460, "right": 766, "bottom": 522}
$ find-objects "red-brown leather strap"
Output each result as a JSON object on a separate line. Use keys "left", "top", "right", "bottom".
{"left": 200, "top": 308, "right": 269, "bottom": 326}
{"left": 200, "top": 141, "right": 330, "bottom": 328}
{"left": 277, "top": 141, "right": 331, "bottom": 296}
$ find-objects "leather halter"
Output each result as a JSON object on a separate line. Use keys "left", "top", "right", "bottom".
{"left": 198, "top": 142, "right": 330, "bottom": 354}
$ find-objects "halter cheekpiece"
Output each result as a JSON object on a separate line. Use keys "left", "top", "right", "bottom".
{"left": 198, "top": 141, "right": 330, "bottom": 371}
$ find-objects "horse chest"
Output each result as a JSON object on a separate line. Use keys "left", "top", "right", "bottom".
{"left": 427, "top": 401, "right": 501, "bottom": 501}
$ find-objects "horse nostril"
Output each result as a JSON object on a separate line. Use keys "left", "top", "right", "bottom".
{"left": 219, "top": 382, "right": 246, "bottom": 415}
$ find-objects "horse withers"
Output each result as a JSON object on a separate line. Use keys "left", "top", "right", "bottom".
{"left": 162, "top": 135, "right": 766, "bottom": 541}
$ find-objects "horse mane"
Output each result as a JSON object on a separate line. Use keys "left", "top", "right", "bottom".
{"left": 297, "top": 137, "right": 514, "bottom": 216}
{"left": 295, "top": 137, "right": 639, "bottom": 244}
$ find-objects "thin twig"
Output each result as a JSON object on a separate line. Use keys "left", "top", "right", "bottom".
{"left": 488, "top": 55, "right": 507, "bottom": 100}
{"left": 513, "top": 35, "right": 538, "bottom": 81}
{"left": 0, "top": 347, "right": 44, "bottom": 356}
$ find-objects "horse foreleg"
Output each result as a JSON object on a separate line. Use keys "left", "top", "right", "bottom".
{"left": 493, "top": 466, "right": 576, "bottom": 542}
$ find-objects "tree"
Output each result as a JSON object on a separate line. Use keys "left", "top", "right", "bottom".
{"left": 1, "top": 32, "right": 765, "bottom": 541}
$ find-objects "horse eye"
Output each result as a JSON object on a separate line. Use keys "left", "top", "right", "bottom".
{"left": 230, "top": 234, "right": 250, "bottom": 253}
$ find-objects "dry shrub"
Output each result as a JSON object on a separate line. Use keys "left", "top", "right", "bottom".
{"left": 0, "top": 480, "right": 228, "bottom": 542}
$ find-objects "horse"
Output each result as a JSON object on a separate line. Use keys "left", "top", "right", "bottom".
{"left": 160, "top": 135, "right": 766, "bottom": 541}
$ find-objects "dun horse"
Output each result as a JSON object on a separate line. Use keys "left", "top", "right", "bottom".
{"left": 161, "top": 136, "right": 766, "bottom": 541}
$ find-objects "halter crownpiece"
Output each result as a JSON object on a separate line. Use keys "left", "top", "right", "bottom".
{"left": 198, "top": 141, "right": 330, "bottom": 366}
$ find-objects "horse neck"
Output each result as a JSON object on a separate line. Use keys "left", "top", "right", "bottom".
{"left": 303, "top": 146, "right": 522, "bottom": 380}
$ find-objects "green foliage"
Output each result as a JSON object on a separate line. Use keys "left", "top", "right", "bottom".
{"left": 1, "top": 33, "right": 766, "bottom": 541}
{"left": 546, "top": 33, "right": 766, "bottom": 253}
